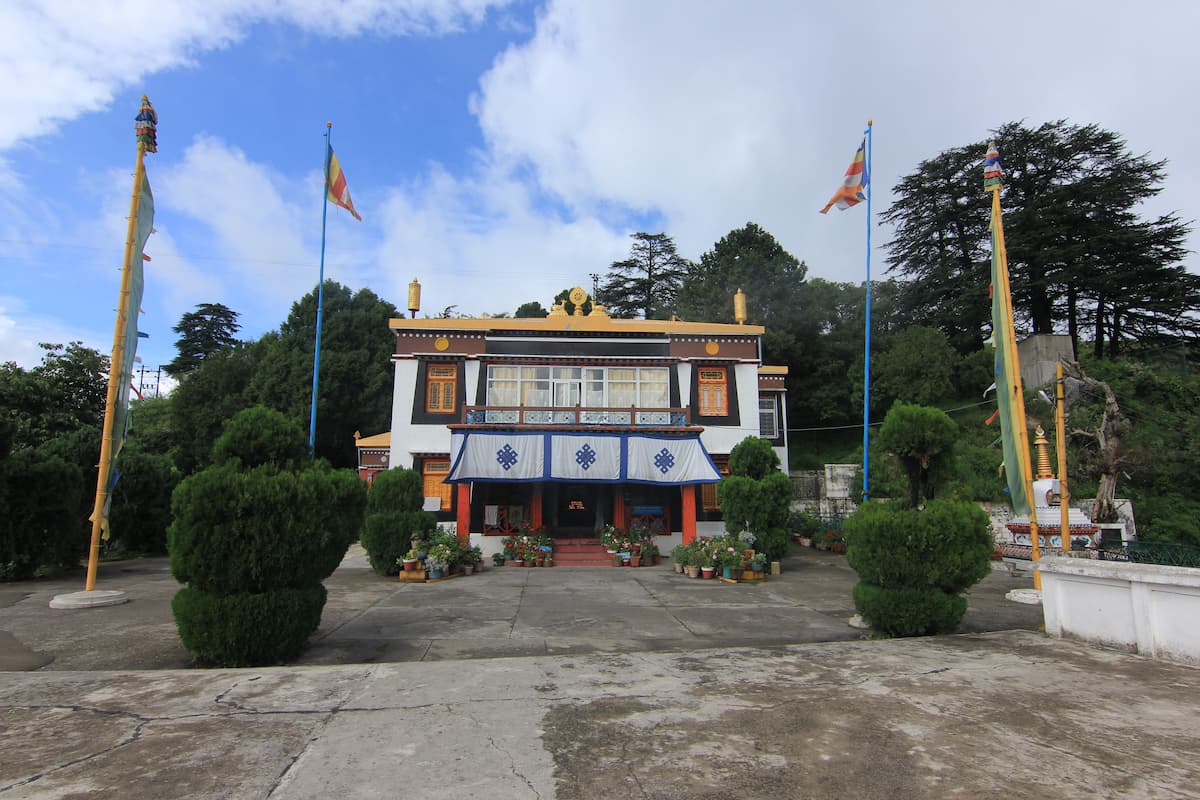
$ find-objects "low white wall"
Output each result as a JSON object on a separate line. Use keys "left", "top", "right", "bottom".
{"left": 1039, "top": 555, "right": 1200, "bottom": 667}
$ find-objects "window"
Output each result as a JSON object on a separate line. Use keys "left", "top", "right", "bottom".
{"left": 425, "top": 365, "right": 457, "bottom": 413}
{"left": 759, "top": 396, "right": 778, "bottom": 439}
{"left": 697, "top": 368, "right": 728, "bottom": 416}
{"left": 422, "top": 459, "right": 452, "bottom": 510}
{"left": 485, "top": 365, "right": 670, "bottom": 409}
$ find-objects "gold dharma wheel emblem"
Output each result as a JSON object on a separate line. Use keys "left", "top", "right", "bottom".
{"left": 569, "top": 286, "right": 588, "bottom": 306}
{"left": 435, "top": 337, "right": 450, "bottom": 351}
{"left": 705, "top": 341, "right": 720, "bottom": 355}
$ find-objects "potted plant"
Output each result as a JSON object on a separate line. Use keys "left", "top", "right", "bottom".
{"left": 401, "top": 548, "right": 420, "bottom": 572}
{"left": 670, "top": 544, "right": 689, "bottom": 573}
{"left": 492, "top": 551, "right": 506, "bottom": 567}
{"left": 641, "top": 540, "right": 660, "bottom": 565}
{"left": 718, "top": 545, "right": 744, "bottom": 579}
{"left": 425, "top": 543, "right": 452, "bottom": 579}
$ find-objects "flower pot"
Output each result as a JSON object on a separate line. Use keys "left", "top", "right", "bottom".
{"left": 798, "top": 537, "right": 813, "bottom": 548}
{"left": 543, "top": 557, "right": 554, "bottom": 567}
{"left": 630, "top": 555, "right": 642, "bottom": 567}
{"left": 612, "top": 554, "right": 623, "bottom": 567}
{"left": 510, "top": 559, "right": 524, "bottom": 567}
{"left": 428, "top": 568, "right": 445, "bottom": 579}
{"left": 686, "top": 565, "right": 700, "bottom": 578}
{"left": 701, "top": 567, "right": 715, "bottom": 579}
{"left": 402, "top": 559, "right": 418, "bottom": 572}
{"left": 462, "top": 564, "right": 473, "bottom": 575}
{"left": 674, "top": 562, "right": 683, "bottom": 573}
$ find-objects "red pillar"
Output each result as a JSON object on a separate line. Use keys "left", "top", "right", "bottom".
{"left": 681, "top": 485, "right": 697, "bottom": 544}
{"left": 613, "top": 487, "right": 626, "bottom": 531}
{"left": 531, "top": 487, "right": 543, "bottom": 531}
{"left": 456, "top": 483, "right": 471, "bottom": 546}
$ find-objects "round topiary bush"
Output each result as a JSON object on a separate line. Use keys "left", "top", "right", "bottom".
{"left": 171, "top": 585, "right": 327, "bottom": 666}
{"left": 360, "top": 468, "right": 437, "bottom": 575}
{"left": 168, "top": 408, "right": 366, "bottom": 666}
{"left": 845, "top": 498, "right": 992, "bottom": 636}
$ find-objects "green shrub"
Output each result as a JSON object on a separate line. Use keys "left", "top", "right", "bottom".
{"left": 169, "top": 463, "right": 365, "bottom": 593}
{"left": 365, "top": 467, "right": 424, "bottom": 515}
{"left": 728, "top": 436, "right": 780, "bottom": 480}
{"left": 360, "top": 510, "right": 435, "bottom": 575}
{"left": 211, "top": 406, "right": 309, "bottom": 470}
{"left": 171, "top": 586, "right": 326, "bottom": 666}
{"left": 0, "top": 450, "right": 85, "bottom": 580}
{"left": 756, "top": 526, "right": 788, "bottom": 561}
{"left": 845, "top": 500, "right": 992, "bottom": 593}
{"left": 852, "top": 583, "right": 968, "bottom": 637}
{"left": 109, "top": 450, "right": 180, "bottom": 554}
{"left": 788, "top": 510, "right": 823, "bottom": 540}
{"left": 876, "top": 403, "right": 958, "bottom": 507}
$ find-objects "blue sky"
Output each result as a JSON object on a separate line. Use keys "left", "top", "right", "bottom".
{"left": 2, "top": 0, "right": 1198, "bottom": 390}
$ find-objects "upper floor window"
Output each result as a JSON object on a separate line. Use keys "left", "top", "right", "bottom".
{"left": 697, "top": 367, "right": 728, "bottom": 416}
{"left": 759, "top": 396, "right": 779, "bottom": 439}
{"left": 486, "top": 365, "right": 668, "bottom": 408}
{"left": 426, "top": 365, "right": 457, "bottom": 414}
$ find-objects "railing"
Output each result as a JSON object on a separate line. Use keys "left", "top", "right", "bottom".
{"left": 1100, "top": 540, "right": 1200, "bottom": 569}
{"left": 462, "top": 405, "right": 690, "bottom": 428}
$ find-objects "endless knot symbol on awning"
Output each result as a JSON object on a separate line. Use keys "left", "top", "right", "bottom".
{"left": 575, "top": 443, "right": 597, "bottom": 471}
{"left": 654, "top": 447, "right": 676, "bottom": 474}
{"left": 496, "top": 444, "right": 519, "bottom": 471}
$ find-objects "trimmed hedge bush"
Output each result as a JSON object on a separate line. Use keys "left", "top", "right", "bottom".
{"left": 361, "top": 509, "right": 436, "bottom": 575}
{"left": 172, "top": 586, "right": 327, "bottom": 666}
{"left": 169, "top": 463, "right": 366, "bottom": 593}
{"left": 109, "top": 449, "right": 179, "bottom": 554}
{"left": 852, "top": 583, "right": 968, "bottom": 637}
{"left": 365, "top": 467, "right": 424, "bottom": 516}
{"left": 0, "top": 449, "right": 84, "bottom": 580}
{"left": 845, "top": 499, "right": 992, "bottom": 636}
{"left": 210, "top": 405, "right": 309, "bottom": 470}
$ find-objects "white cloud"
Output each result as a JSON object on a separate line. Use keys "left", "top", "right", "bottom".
{"left": 0, "top": 296, "right": 108, "bottom": 368}
{"left": 0, "top": 0, "right": 513, "bottom": 151}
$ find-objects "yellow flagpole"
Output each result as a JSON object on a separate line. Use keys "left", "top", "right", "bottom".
{"left": 84, "top": 139, "right": 148, "bottom": 592}
{"left": 990, "top": 187, "right": 1042, "bottom": 588}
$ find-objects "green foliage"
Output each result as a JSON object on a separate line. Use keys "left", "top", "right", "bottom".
{"left": 170, "top": 343, "right": 262, "bottom": 474}
{"left": 728, "top": 436, "right": 780, "bottom": 480}
{"left": 361, "top": 468, "right": 434, "bottom": 575}
{"left": 211, "top": 406, "right": 309, "bottom": 469}
{"left": 108, "top": 450, "right": 180, "bottom": 555}
{"left": 851, "top": 583, "right": 968, "bottom": 637}
{"left": 361, "top": 510, "right": 436, "bottom": 575}
{"left": 165, "top": 302, "right": 241, "bottom": 377}
{"left": 169, "top": 463, "right": 365, "bottom": 594}
{"left": 0, "top": 450, "right": 84, "bottom": 580}
{"left": 599, "top": 232, "right": 690, "bottom": 319}
{"left": 514, "top": 301, "right": 548, "bottom": 318}
{"left": 871, "top": 326, "right": 957, "bottom": 410}
{"left": 877, "top": 403, "right": 959, "bottom": 507}
{"left": 845, "top": 500, "right": 993, "bottom": 594}
{"left": 788, "top": 510, "right": 823, "bottom": 539}
{"left": 364, "top": 468, "right": 424, "bottom": 515}
{"left": 171, "top": 586, "right": 326, "bottom": 667}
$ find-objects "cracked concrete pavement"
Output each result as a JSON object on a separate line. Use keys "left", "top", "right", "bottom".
{"left": 3, "top": 547, "right": 1199, "bottom": 798}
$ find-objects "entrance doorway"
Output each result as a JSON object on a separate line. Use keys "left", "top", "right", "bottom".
{"left": 549, "top": 483, "right": 606, "bottom": 537}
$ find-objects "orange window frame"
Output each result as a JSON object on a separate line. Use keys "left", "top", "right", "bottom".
{"left": 425, "top": 365, "right": 457, "bottom": 414}
{"left": 422, "top": 459, "right": 453, "bottom": 510}
{"left": 697, "top": 367, "right": 728, "bottom": 416}
{"left": 701, "top": 462, "right": 730, "bottom": 511}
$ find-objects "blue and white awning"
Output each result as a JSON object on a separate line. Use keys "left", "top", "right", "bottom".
{"left": 446, "top": 431, "right": 720, "bottom": 485}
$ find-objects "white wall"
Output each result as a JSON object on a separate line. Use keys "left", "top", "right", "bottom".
{"left": 1040, "top": 555, "right": 1200, "bottom": 667}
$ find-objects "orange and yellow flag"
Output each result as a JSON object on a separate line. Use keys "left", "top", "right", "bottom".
{"left": 326, "top": 146, "right": 362, "bottom": 221}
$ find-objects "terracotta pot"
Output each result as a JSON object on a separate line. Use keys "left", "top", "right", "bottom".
{"left": 674, "top": 562, "right": 683, "bottom": 573}
{"left": 686, "top": 565, "right": 699, "bottom": 578}
{"left": 402, "top": 559, "right": 418, "bottom": 572}
{"left": 701, "top": 567, "right": 715, "bottom": 579}
{"left": 630, "top": 555, "right": 642, "bottom": 567}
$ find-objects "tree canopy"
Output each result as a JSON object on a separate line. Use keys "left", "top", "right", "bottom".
{"left": 599, "top": 232, "right": 690, "bottom": 319}
{"left": 165, "top": 303, "right": 241, "bottom": 377}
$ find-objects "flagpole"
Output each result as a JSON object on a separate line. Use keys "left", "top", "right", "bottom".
{"left": 84, "top": 131, "right": 149, "bottom": 592}
{"left": 990, "top": 185, "right": 1042, "bottom": 587}
{"left": 862, "top": 118, "right": 873, "bottom": 503}
{"left": 309, "top": 122, "right": 333, "bottom": 454}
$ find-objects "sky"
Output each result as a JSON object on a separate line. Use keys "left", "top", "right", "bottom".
{"left": 2, "top": 0, "right": 1198, "bottom": 391}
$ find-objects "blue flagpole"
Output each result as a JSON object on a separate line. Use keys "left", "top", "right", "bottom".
{"left": 862, "top": 119, "right": 873, "bottom": 503}
{"left": 309, "top": 122, "right": 332, "bottom": 454}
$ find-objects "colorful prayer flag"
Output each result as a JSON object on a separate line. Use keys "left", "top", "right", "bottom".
{"left": 987, "top": 147, "right": 1032, "bottom": 516}
{"left": 326, "top": 146, "right": 362, "bottom": 221}
{"left": 820, "top": 137, "right": 869, "bottom": 214}
{"left": 983, "top": 141, "right": 1003, "bottom": 191}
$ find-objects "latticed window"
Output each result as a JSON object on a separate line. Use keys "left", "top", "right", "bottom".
{"left": 422, "top": 459, "right": 452, "bottom": 510}
{"left": 425, "top": 365, "right": 457, "bottom": 413}
{"left": 759, "top": 396, "right": 778, "bottom": 438}
{"left": 698, "top": 368, "right": 728, "bottom": 416}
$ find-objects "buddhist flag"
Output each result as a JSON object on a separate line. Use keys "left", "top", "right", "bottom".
{"left": 986, "top": 144, "right": 1032, "bottom": 516}
{"left": 820, "top": 137, "right": 869, "bottom": 214}
{"left": 326, "top": 146, "right": 362, "bottom": 221}
{"left": 983, "top": 141, "right": 1003, "bottom": 191}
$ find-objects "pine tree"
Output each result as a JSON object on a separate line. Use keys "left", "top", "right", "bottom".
{"left": 599, "top": 232, "right": 690, "bottom": 319}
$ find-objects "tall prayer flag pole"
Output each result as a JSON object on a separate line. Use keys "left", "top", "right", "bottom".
{"left": 819, "top": 121, "right": 873, "bottom": 501}
{"left": 83, "top": 96, "right": 157, "bottom": 593}
{"left": 986, "top": 142, "right": 1042, "bottom": 587}
{"left": 309, "top": 123, "right": 362, "bottom": 452}
{"left": 309, "top": 123, "right": 333, "bottom": 452}
{"left": 862, "top": 119, "right": 873, "bottom": 502}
